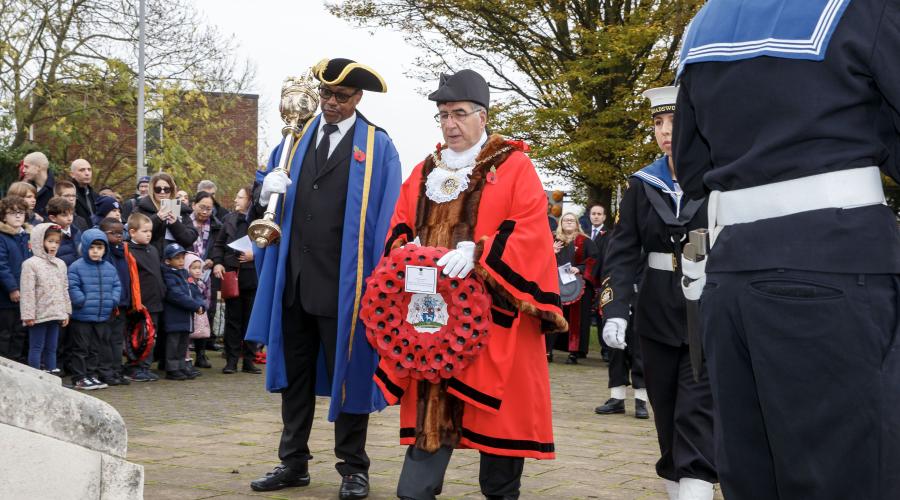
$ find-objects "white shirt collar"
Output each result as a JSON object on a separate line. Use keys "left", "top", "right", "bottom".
{"left": 317, "top": 112, "right": 356, "bottom": 140}
{"left": 441, "top": 131, "right": 488, "bottom": 170}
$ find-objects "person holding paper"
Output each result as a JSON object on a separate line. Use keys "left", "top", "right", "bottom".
{"left": 548, "top": 212, "right": 598, "bottom": 365}
{"left": 376, "top": 69, "right": 565, "bottom": 500}
{"left": 211, "top": 186, "right": 260, "bottom": 375}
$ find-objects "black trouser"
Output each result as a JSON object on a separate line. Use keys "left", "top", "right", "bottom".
{"left": 608, "top": 317, "right": 645, "bottom": 388}
{"left": 640, "top": 335, "right": 716, "bottom": 483}
{"left": 0, "top": 307, "right": 25, "bottom": 362}
{"left": 165, "top": 330, "right": 190, "bottom": 373}
{"left": 397, "top": 446, "right": 524, "bottom": 500}
{"left": 702, "top": 270, "right": 900, "bottom": 500}
{"left": 224, "top": 290, "right": 256, "bottom": 364}
{"left": 277, "top": 293, "right": 369, "bottom": 476}
{"left": 69, "top": 320, "right": 109, "bottom": 382}
{"left": 98, "top": 314, "right": 125, "bottom": 380}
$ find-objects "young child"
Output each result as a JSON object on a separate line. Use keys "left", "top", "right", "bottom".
{"left": 161, "top": 243, "right": 204, "bottom": 381}
{"left": 125, "top": 212, "right": 165, "bottom": 382}
{"left": 100, "top": 217, "right": 131, "bottom": 385}
{"left": 92, "top": 196, "right": 122, "bottom": 227}
{"left": 0, "top": 196, "right": 33, "bottom": 362}
{"left": 67, "top": 228, "right": 122, "bottom": 390}
{"left": 46, "top": 197, "right": 81, "bottom": 267}
{"left": 54, "top": 180, "right": 89, "bottom": 232}
{"left": 183, "top": 252, "right": 210, "bottom": 376}
{"left": 19, "top": 223, "right": 71, "bottom": 372}
{"left": 7, "top": 181, "right": 43, "bottom": 226}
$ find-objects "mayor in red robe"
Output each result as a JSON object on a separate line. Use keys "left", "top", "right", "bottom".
{"left": 371, "top": 69, "right": 566, "bottom": 500}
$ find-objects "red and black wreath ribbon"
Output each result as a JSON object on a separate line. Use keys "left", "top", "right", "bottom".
{"left": 360, "top": 245, "right": 491, "bottom": 383}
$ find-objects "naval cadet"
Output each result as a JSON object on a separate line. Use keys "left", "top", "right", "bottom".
{"left": 675, "top": 1, "right": 900, "bottom": 499}
{"left": 599, "top": 86, "right": 716, "bottom": 500}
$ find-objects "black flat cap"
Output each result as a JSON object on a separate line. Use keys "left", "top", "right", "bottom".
{"left": 428, "top": 69, "right": 490, "bottom": 109}
{"left": 313, "top": 58, "right": 387, "bottom": 93}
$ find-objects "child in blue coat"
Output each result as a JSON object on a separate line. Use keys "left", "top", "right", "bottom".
{"left": 161, "top": 243, "right": 204, "bottom": 381}
{"left": 68, "top": 228, "right": 121, "bottom": 390}
{"left": 0, "top": 196, "right": 32, "bottom": 362}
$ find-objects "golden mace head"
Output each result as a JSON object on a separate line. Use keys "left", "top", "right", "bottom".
{"left": 280, "top": 71, "right": 320, "bottom": 127}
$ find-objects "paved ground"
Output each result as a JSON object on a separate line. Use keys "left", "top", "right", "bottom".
{"left": 94, "top": 335, "right": 724, "bottom": 500}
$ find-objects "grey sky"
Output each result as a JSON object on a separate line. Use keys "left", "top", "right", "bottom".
{"left": 193, "top": 0, "right": 441, "bottom": 178}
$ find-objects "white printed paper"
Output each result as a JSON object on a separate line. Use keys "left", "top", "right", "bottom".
{"left": 227, "top": 235, "right": 253, "bottom": 254}
{"left": 558, "top": 263, "right": 576, "bottom": 284}
{"left": 404, "top": 265, "right": 438, "bottom": 295}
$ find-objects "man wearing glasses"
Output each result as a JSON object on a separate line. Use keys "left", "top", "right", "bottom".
{"left": 247, "top": 58, "right": 402, "bottom": 500}
{"left": 375, "top": 69, "right": 564, "bottom": 500}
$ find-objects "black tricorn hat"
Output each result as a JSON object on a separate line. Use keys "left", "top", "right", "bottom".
{"left": 428, "top": 69, "right": 490, "bottom": 109}
{"left": 313, "top": 58, "right": 387, "bottom": 93}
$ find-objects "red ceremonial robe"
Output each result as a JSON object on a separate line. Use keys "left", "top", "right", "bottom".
{"left": 374, "top": 135, "right": 566, "bottom": 459}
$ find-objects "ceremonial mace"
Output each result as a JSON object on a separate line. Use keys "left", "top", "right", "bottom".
{"left": 247, "top": 72, "right": 321, "bottom": 248}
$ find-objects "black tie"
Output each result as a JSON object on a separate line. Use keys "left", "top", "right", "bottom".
{"left": 316, "top": 124, "right": 339, "bottom": 175}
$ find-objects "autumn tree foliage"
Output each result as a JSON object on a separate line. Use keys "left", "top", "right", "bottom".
{"left": 331, "top": 0, "right": 701, "bottom": 206}
{"left": 0, "top": 0, "right": 256, "bottom": 196}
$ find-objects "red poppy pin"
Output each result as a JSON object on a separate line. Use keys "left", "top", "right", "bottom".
{"left": 486, "top": 166, "right": 498, "bottom": 184}
{"left": 353, "top": 146, "right": 366, "bottom": 163}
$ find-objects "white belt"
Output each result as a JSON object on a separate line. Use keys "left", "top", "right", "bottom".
{"left": 647, "top": 252, "right": 676, "bottom": 272}
{"left": 709, "top": 166, "right": 886, "bottom": 246}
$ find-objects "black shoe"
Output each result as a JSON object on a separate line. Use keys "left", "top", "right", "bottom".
{"left": 222, "top": 361, "right": 237, "bottom": 374}
{"left": 339, "top": 472, "right": 369, "bottom": 500}
{"left": 635, "top": 399, "right": 649, "bottom": 419}
{"left": 102, "top": 376, "right": 122, "bottom": 386}
{"left": 195, "top": 353, "right": 212, "bottom": 368}
{"left": 546, "top": 352, "right": 553, "bottom": 363}
{"left": 565, "top": 354, "right": 578, "bottom": 365}
{"left": 250, "top": 464, "right": 310, "bottom": 492}
{"left": 207, "top": 342, "right": 223, "bottom": 352}
{"left": 117, "top": 375, "right": 131, "bottom": 386}
{"left": 165, "top": 370, "right": 187, "bottom": 381}
{"left": 242, "top": 361, "right": 262, "bottom": 374}
{"left": 594, "top": 398, "right": 625, "bottom": 415}
{"left": 182, "top": 368, "right": 200, "bottom": 380}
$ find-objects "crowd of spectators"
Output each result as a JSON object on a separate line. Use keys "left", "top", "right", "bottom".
{"left": 0, "top": 152, "right": 261, "bottom": 389}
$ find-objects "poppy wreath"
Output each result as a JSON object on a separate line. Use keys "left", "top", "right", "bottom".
{"left": 360, "top": 244, "right": 491, "bottom": 383}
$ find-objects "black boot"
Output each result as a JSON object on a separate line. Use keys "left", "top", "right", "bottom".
{"left": 635, "top": 399, "right": 650, "bottom": 419}
{"left": 222, "top": 359, "right": 237, "bottom": 374}
{"left": 594, "top": 398, "right": 625, "bottom": 415}
{"left": 242, "top": 359, "right": 262, "bottom": 374}
{"left": 195, "top": 351, "right": 212, "bottom": 368}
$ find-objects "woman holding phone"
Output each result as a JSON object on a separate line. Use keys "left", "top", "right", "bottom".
{"left": 133, "top": 172, "right": 197, "bottom": 254}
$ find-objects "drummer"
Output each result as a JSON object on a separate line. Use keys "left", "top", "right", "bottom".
{"left": 548, "top": 212, "right": 598, "bottom": 364}
{"left": 597, "top": 86, "right": 717, "bottom": 499}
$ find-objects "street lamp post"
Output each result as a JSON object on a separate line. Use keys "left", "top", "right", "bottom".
{"left": 136, "top": 0, "right": 147, "bottom": 180}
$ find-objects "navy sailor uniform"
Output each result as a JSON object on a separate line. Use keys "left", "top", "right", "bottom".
{"left": 600, "top": 156, "right": 716, "bottom": 484}
{"left": 675, "top": 0, "right": 900, "bottom": 498}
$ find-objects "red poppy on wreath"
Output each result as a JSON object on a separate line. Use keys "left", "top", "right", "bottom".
{"left": 361, "top": 244, "right": 492, "bottom": 380}
{"left": 353, "top": 146, "right": 366, "bottom": 162}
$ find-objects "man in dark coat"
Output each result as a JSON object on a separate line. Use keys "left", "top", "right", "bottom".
{"left": 675, "top": 1, "right": 900, "bottom": 498}
{"left": 247, "top": 58, "right": 402, "bottom": 500}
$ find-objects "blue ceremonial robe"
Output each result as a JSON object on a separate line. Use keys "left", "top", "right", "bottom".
{"left": 247, "top": 113, "right": 402, "bottom": 421}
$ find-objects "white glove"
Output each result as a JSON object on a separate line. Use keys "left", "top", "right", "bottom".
{"left": 259, "top": 170, "right": 292, "bottom": 208}
{"left": 436, "top": 241, "right": 475, "bottom": 278}
{"left": 602, "top": 317, "right": 628, "bottom": 350}
{"left": 681, "top": 255, "right": 707, "bottom": 301}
